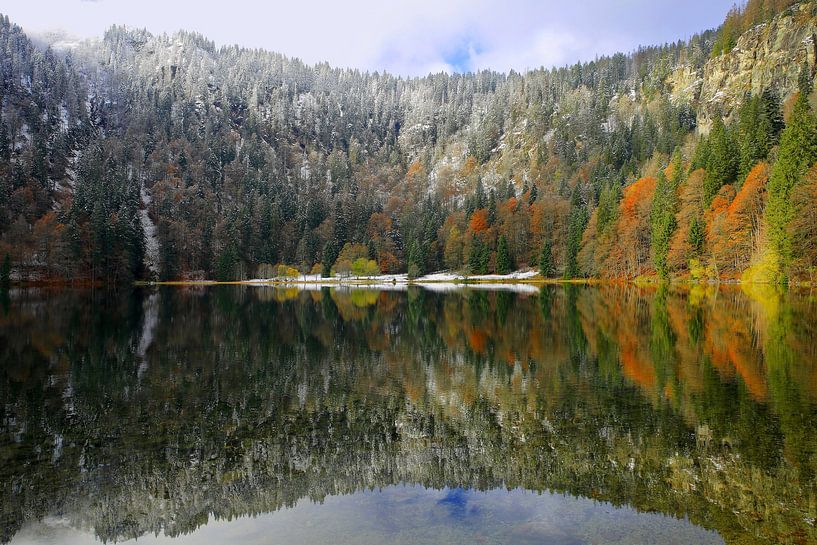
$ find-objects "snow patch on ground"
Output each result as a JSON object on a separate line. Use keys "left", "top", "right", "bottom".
{"left": 245, "top": 270, "right": 539, "bottom": 284}
{"left": 417, "top": 270, "right": 538, "bottom": 282}
{"left": 243, "top": 270, "right": 542, "bottom": 296}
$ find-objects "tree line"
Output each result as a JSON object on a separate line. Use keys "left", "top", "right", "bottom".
{"left": 0, "top": 2, "right": 815, "bottom": 283}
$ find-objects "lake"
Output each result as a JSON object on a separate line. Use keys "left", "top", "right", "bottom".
{"left": 1, "top": 284, "right": 816, "bottom": 544}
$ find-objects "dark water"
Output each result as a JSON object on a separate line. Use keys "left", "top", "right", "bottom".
{"left": 1, "top": 284, "right": 816, "bottom": 545}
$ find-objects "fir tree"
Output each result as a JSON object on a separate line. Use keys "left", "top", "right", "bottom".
{"left": 688, "top": 217, "right": 705, "bottom": 255}
{"left": 496, "top": 235, "right": 512, "bottom": 274}
{"left": 650, "top": 167, "right": 678, "bottom": 279}
{"left": 407, "top": 240, "right": 424, "bottom": 278}
{"left": 737, "top": 94, "right": 773, "bottom": 180}
{"left": 539, "top": 240, "right": 554, "bottom": 278}
{"left": 564, "top": 189, "right": 588, "bottom": 279}
{"left": 766, "top": 92, "right": 817, "bottom": 265}
{"left": 487, "top": 189, "right": 497, "bottom": 226}
{"left": 468, "top": 237, "right": 489, "bottom": 275}
{"left": 704, "top": 117, "right": 738, "bottom": 202}
{"left": 798, "top": 62, "right": 813, "bottom": 97}
{"left": 1, "top": 254, "right": 10, "bottom": 292}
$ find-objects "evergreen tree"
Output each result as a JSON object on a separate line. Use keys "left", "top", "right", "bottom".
{"left": 761, "top": 88, "right": 785, "bottom": 140}
{"left": 766, "top": 92, "right": 817, "bottom": 266}
{"left": 487, "top": 189, "right": 497, "bottom": 225}
{"left": 539, "top": 240, "right": 554, "bottom": 278}
{"left": 565, "top": 189, "right": 588, "bottom": 278}
{"left": 216, "top": 245, "right": 238, "bottom": 281}
{"left": 650, "top": 167, "right": 678, "bottom": 279}
{"left": 596, "top": 182, "right": 620, "bottom": 234}
{"left": 798, "top": 62, "right": 813, "bottom": 97}
{"left": 1, "top": 254, "right": 10, "bottom": 292}
{"left": 407, "top": 240, "right": 425, "bottom": 278}
{"left": 0, "top": 120, "right": 9, "bottom": 162}
{"left": 737, "top": 94, "right": 773, "bottom": 179}
{"left": 322, "top": 240, "right": 339, "bottom": 278}
{"left": 690, "top": 217, "right": 705, "bottom": 255}
{"left": 496, "top": 235, "right": 512, "bottom": 274}
{"left": 468, "top": 237, "right": 489, "bottom": 275}
{"left": 704, "top": 117, "right": 738, "bottom": 202}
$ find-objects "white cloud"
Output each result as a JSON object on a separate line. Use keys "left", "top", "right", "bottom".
{"left": 3, "top": 0, "right": 734, "bottom": 76}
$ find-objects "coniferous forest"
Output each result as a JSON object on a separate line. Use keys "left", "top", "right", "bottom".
{"left": 2, "top": 0, "right": 817, "bottom": 284}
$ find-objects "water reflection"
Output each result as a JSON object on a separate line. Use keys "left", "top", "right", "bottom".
{"left": 0, "top": 285, "right": 816, "bottom": 544}
{"left": 10, "top": 486, "right": 723, "bottom": 545}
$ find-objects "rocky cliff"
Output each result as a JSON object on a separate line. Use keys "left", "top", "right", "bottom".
{"left": 670, "top": 2, "right": 817, "bottom": 133}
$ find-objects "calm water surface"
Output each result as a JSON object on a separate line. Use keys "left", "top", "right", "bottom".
{"left": 1, "top": 284, "right": 816, "bottom": 544}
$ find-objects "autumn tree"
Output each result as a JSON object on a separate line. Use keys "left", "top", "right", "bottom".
{"left": 789, "top": 163, "right": 817, "bottom": 279}
{"left": 605, "top": 177, "right": 657, "bottom": 277}
{"left": 723, "top": 162, "right": 769, "bottom": 271}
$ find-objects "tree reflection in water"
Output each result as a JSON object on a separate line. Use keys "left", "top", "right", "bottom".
{"left": 0, "top": 284, "right": 815, "bottom": 544}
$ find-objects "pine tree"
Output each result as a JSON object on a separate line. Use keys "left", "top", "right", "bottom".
{"left": 528, "top": 184, "right": 538, "bottom": 204}
{"left": 766, "top": 92, "right": 817, "bottom": 265}
{"left": 539, "top": 240, "right": 554, "bottom": 278}
{"left": 0, "top": 254, "right": 10, "bottom": 292}
{"left": 596, "top": 182, "right": 620, "bottom": 234}
{"left": 468, "top": 237, "right": 489, "bottom": 275}
{"left": 322, "top": 239, "right": 339, "bottom": 277}
{"left": 704, "top": 117, "right": 738, "bottom": 202}
{"left": 496, "top": 235, "right": 512, "bottom": 274}
{"left": 565, "top": 189, "right": 588, "bottom": 278}
{"left": 689, "top": 217, "right": 705, "bottom": 255}
{"left": 407, "top": 240, "right": 424, "bottom": 278}
{"left": 798, "top": 62, "right": 813, "bottom": 97}
{"left": 737, "top": 94, "right": 773, "bottom": 180}
{"left": 216, "top": 245, "right": 237, "bottom": 281}
{"left": 487, "top": 189, "right": 497, "bottom": 226}
{"left": 0, "top": 120, "right": 9, "bottom": 162}
{"left": 650, "top": 168, "right": 678, "bottom": 279}
{"left": 761, "top": 88, "right": 784, "bottom": 140}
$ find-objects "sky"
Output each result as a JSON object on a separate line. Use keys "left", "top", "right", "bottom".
{"left": 4, "top": 0, "right": 734, "bottom": 77}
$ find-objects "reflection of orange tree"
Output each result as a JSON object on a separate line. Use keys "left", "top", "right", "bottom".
{"left": 702, "top": 288, "right": 767, "bottom": 401}
{"left": 3, "top": 286, "right": 817, "bottom": 544}
{"left": 578, "top": 284, "right": 659, "bottom": 397}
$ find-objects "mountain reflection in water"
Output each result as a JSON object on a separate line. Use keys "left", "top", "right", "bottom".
{"left": 0, "top": 284, "right": 815, "bottom": 544}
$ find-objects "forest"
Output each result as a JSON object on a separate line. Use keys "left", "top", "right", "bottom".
{"left": 1, "top": 0, "right": 816, "bottom": 284}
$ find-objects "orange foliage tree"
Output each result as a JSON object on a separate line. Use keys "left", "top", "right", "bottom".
{"left": 725, "top": 162, "right": 769, "bottom": 271}
{"left": 469, "top": 208, "right": 490, "bottom": 234}
{"left": 705, "top": 184, "right": 737, "bottom": 275}
{"left": 604, "top": 177, "right": 657, "bottom": 277}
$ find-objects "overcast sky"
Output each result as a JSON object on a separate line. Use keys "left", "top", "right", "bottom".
{"left": 4, "top": 0, "right": 733, "bottom": 76}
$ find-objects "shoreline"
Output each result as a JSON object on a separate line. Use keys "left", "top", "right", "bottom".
{"left": 6, "top": 272, "right": 814, "bottom": 289}
{"left": 133, "top": 276, "right": 813, "bottom": 289}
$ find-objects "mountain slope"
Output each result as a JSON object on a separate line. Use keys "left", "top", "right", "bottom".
{"left": 0, "top": 2, "right": 816, "bottom": 283}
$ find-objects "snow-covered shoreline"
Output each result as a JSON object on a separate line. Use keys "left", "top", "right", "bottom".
{"left": 241, "top": 269, "right": 541, "bottom": 286}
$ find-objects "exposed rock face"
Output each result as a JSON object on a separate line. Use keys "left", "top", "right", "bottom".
{"left": 666, "top": 3, "right": 817, "bottom": 134}
{"left": 697, "top": 2, "right": 817, "bottom": 132}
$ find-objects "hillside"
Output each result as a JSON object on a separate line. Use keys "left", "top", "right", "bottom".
{"left": 1, "top": 0, "right": 816, "bottom": 283}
